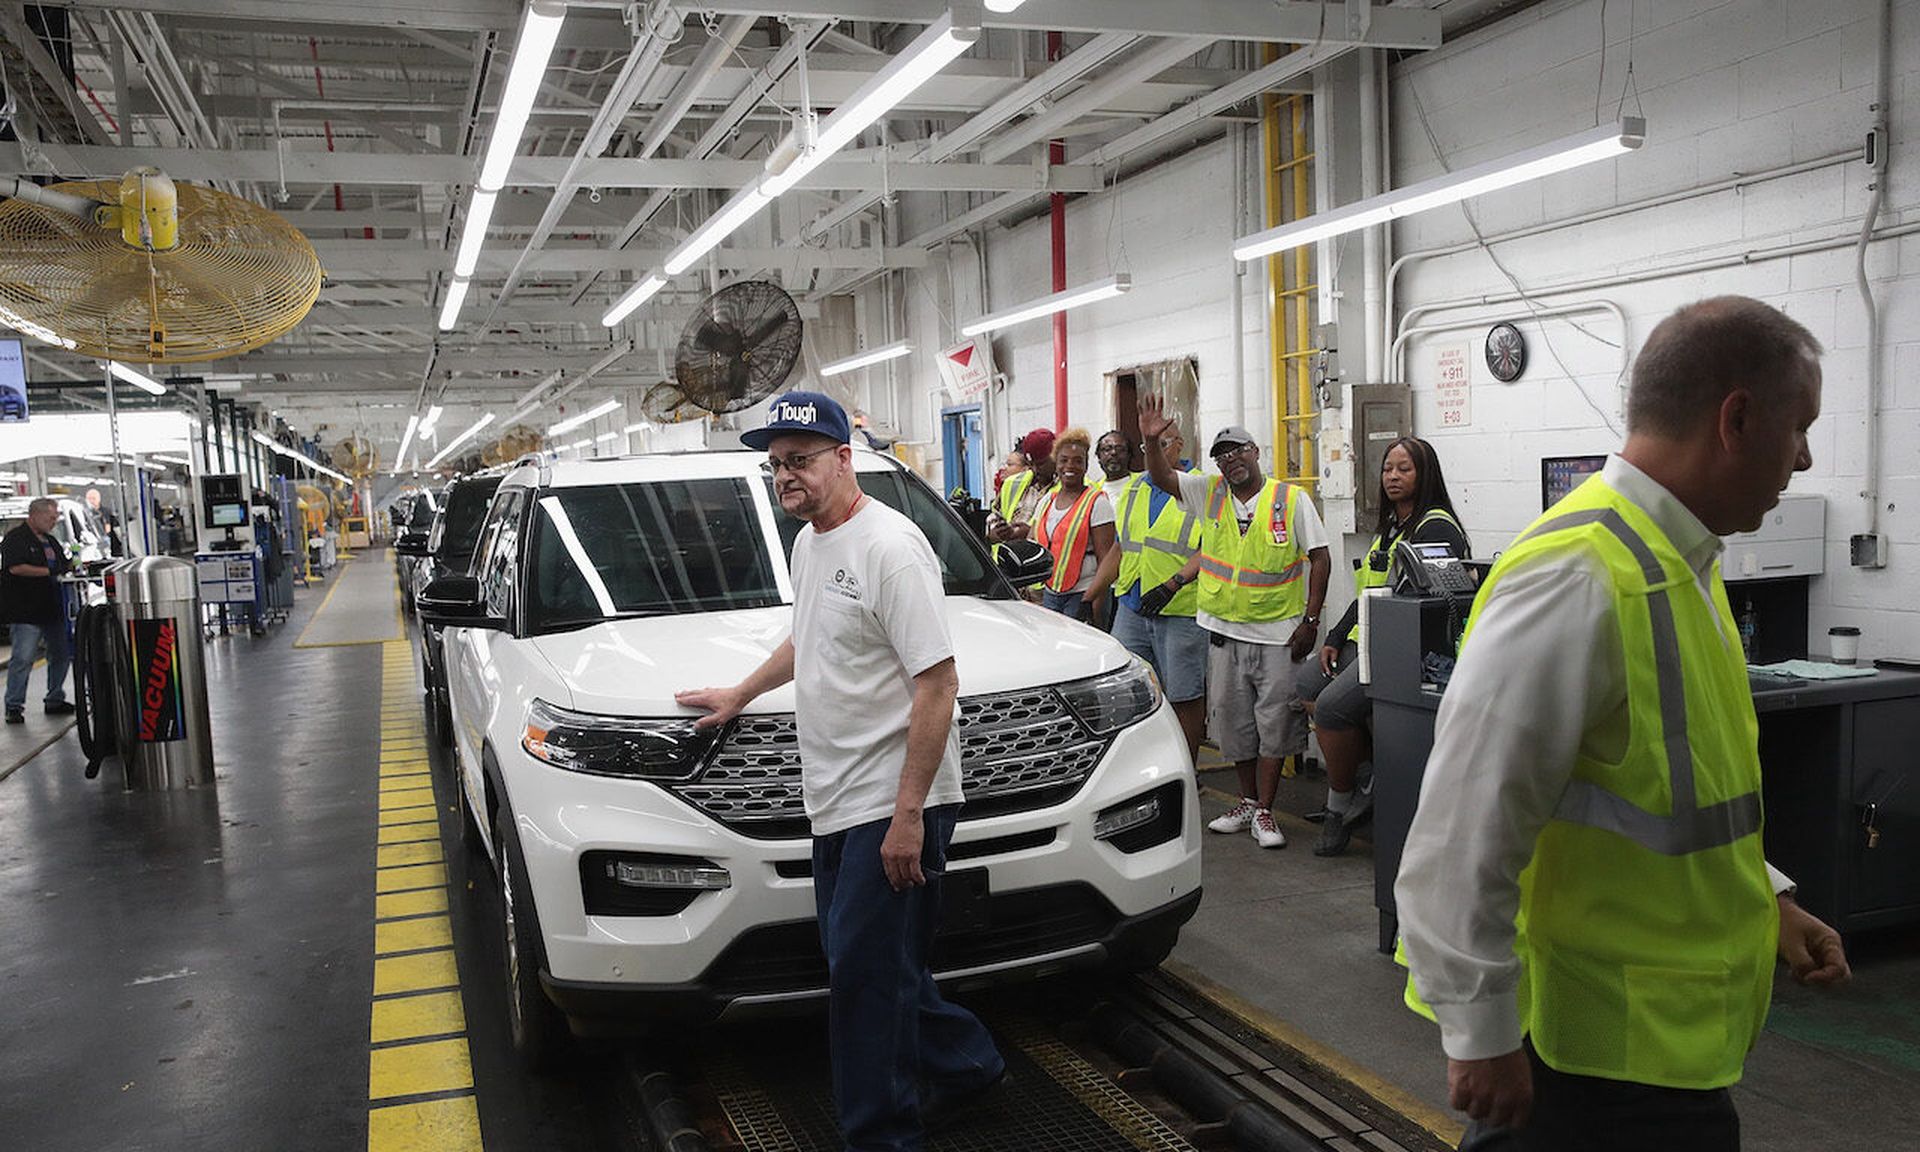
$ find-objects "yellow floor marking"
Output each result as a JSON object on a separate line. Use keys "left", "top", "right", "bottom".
{"left": 380, "top": 773, "right": 434, "bottom": 791}
{"left": 379, "top": 823, "right": 441, "bottom": 846}
{"left": 381, "top": 762, "right": 431, "bottom": 778}
{"left": 379, "top": 804, "right": 439, "bottom": 826}
{"left": 378, "top": 841, "right": 445, "bottom": 869}
{"left": 376, "top": 915, "right": 454, "bottom": 956}
{"left": 368, "top": 1037, "right": 475, "bottom": 1098}
{"left": 376, "top": 889, "right": 449, "bottom": 919}
{"left": 375, "top": 862, "right": 447, "bottom": 893}
{"left": 367, "top": 1095, "right": 482, "bottom": 1151}
{"left": 371, "top": 990, "right": 467, "bottom": 1044}
{"left": 373, "top": 949, "right": 460, "bottom": 995}
{"left": 380, "top": 787, "right": 437, "bottom": 809}
{"left": 1159, "top": 960, "right": 1465, "bottom": 1145}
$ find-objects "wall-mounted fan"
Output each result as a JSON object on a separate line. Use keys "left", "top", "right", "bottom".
{"left": 0, "top": 168, "right": 323, "bottom": 361}
{"left": 648, "top": 280, "right": 802, "bottom": 421}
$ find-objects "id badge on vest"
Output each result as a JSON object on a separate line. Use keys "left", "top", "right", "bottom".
{"left": 1270, "top": 500, "right": 1288, "bottom": 546}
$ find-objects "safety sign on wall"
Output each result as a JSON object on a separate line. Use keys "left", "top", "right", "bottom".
{"left": 936, "top": 336, "right": 995, "bottom": 402}
{"left": 1434, "top": 343, "right": 1472, "bottom": 428}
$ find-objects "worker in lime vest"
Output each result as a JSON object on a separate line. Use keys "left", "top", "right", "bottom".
{"left": 1396, "top": 297, "right": 1849, "bottom": 1149}
{"left": 1085, "top": 423, "right": 1207, "bottom": 765}
{"left": 1091, "top": 430, "right": 1133, "bottom": 493}
{"left": 1029, "top": 428, "right": 1116, "bottom": 621}
{"left": 986, "top": 428, "right": 1056, "bottom": 544}
{"left": 1300, "top": 436, "right": 1469, "bottom": 857}
{"left": 1139, "top": 395, "right": 1330, "bottom": 850}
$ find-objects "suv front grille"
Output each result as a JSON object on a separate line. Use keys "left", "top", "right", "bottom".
{"left": 667, "top": 688, "right": 1108, "bottom": 839}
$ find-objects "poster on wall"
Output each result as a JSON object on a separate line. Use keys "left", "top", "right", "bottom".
{"left": 0, "top": 337, "right": 29, "bottom": 423}
{"left": 1434, "top": 342, "right": 1472, "bottom": 428}
{"left": 936, "top": 336, "right": 995, "bottom": 402}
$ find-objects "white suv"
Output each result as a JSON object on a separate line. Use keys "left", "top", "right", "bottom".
{"left": 422, "top": 448, "right": 1202, "bottom": 1065}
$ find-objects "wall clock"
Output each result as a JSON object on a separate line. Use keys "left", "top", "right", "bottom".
{"left": 1485, "top": 321, "right": 1527, "bottom": 382}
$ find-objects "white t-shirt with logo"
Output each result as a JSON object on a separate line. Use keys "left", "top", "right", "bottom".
{"left": 789, "top": 498, "right": 964, "bottom": 835}
{"left": 1171, "top": 471, "right": 1328, "bottom": 645}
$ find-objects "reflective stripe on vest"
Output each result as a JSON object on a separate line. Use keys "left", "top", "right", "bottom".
{"left": 1196, "top": 477, "right": 1307, "bottom": 622}
{"left": 1034, "top": 486, "right": 1100, "bottom": 593}
{"left": 1357, "top": 507, "right": 1465, "bottom": 595}
{"left": 996, "top": 469, "right": 1033, "bottom": 523}
{"left": 1115, "top": 474, "right": 1202, "bottom": 616}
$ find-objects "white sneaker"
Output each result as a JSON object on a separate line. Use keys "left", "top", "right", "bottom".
{"left": 1252, "top": 808, "right": 1287, "bottom": 849}
{"left": 1208, "top": 798, "right": 1257, "bottom": 834}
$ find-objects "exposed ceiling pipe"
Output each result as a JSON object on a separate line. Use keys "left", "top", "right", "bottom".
{"left": 979, "top": 36, "right": 1207, "bottom": 164}
{"left": 474, "top": 1, "right": 681, "bottom": 328}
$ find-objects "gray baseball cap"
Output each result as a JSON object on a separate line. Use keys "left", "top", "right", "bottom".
{"left": 1209, "top": 426, "right": 1257, "bottom": 456}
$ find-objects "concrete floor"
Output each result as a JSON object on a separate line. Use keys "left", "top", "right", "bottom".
{"left": 1175, "top": 761, "right": 1920, "bottom": 1151}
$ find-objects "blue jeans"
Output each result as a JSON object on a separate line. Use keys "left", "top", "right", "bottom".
{"left": 1040, "top": 588, "right": 1087, "bottom": 620}
{"left": 6, "top": 620, "right": 72, "bottom": 712}
{"left": 813, "top": 805, "right": 1004, "bottom": 1151}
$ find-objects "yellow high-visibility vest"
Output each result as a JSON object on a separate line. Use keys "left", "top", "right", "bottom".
{"left": 1356, "top": 508, "right": 1464, "bottom": 595}
{"left": 995, "top": 469, "right": 1034, "bottom": 524}
{"left": 1400, "top": 474, "right": 1776, "bottom": 1091}
{"left": 1113, "top": 473, "right": 1202, "bottom": 617}
{"left": 1195, "top": 477, "right": 1306, "bottom": 623}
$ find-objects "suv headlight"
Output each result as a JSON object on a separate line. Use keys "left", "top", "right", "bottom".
{"left": 1057, "top": 658, "right": 1161, "bottom": 736}
{"left": 522, "top": 698, "right": 718, "bottom": 780}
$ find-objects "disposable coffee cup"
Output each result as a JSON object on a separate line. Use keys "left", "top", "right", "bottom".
{"left": 1830, "top": 626, "right": 1861, "bottom": 664}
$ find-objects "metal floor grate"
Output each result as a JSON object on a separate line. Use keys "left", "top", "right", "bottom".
{"left": 704, "top": 1014, "right": 1198, "bottom": 1152}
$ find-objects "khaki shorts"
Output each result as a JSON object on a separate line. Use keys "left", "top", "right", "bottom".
{"left": 1206, "top": 635, "right": 1308, "bottom": 763}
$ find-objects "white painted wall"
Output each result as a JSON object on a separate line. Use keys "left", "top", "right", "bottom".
{"left": 1388, "top": 0, "right": 1920, "bottom": 660}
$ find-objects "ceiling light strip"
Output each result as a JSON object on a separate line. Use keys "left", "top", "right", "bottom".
{"left": 424, "top": 412, "right": 499, "bottom": 470}
{"left": 548, "top": 397, "right": 620, "bottom": 437}
{"left": 961, "top": 274, "right": 1132, "bottom": 337}
{"left": 819, "top": 339, "right": 913, "bottom": 377}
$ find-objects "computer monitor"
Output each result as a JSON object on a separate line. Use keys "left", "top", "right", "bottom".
{"left": 209, "top": 502, "right": 248, "bottom": 528}
{"left": 1541, "top": 454, "right": 1607, "bottom": 510}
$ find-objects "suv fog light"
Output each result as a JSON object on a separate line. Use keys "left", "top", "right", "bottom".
{"left": 609, "top": 860, "right": 732, "bottom": 890}
{"left": 1094, "top": 795, "right": 1161, "bottom": 841}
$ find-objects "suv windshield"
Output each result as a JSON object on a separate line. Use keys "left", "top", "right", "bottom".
{"left": 767, "top": 469, "right": 1003, "bottom": 599}
{"left": 431, "top": 477, "right": 504, "bottom": 572}
{"left": 525, "top": 478, "right": 784, "bottom": 632}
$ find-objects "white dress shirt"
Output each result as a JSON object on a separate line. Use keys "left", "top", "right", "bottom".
{"left": 1394, "top": 455, "right": 1791, "bottom": 1062}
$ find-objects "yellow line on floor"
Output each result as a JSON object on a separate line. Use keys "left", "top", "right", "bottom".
{"left": 1159, "top": 960, "right": 1465, "bottom": 1146}
{"left": 368, "top": 640, "right": 482, "bottom": 1152}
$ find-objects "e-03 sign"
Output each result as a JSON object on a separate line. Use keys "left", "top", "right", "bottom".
{"left": 1435, "top": 343, "right": 1472, "bottom": 428}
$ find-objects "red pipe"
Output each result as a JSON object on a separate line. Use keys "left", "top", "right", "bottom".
{"left": 1048, "top": 30, "right": 1067, "bottom": 430}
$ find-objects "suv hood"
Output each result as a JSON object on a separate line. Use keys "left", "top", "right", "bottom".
{"left": 529, "top": 598, "right": 1131, "bottom": 718}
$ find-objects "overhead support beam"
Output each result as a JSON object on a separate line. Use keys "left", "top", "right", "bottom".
{"left": 0, "top": 143, "right": 1106, "bottom": 194}
{"left": 219, "top": 59, "right": 434, "bottom": 155}
{"left": 311, "top": 242, "right": 930, "bottom": 277}
{"left": 61, "top": 0, "right": 519, "bottom": 33}
{"left": 690, "top": 1, "right": 1441, "bottom": 48}
{"left": 208, "top": 349, "right": 663, "bottom": 377}
{"left": 980, "top": 37, "right": 1211, "bottom": 165}
{"left": 0, "top": 7, "right": 113, "bottom": 146}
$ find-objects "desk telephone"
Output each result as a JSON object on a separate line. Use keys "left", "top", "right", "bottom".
{"left": 1391, "top": 539, "right": 1478, "bottom": 596}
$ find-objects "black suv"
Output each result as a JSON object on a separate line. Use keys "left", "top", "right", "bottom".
{"left": 395, "top": 473, "right": 504, "bottom": 742}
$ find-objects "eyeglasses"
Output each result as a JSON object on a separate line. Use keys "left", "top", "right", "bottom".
{"left": 1211, "top": 443, "right": 1256, "bottom": 463}
{"left": 760, "top": 445, "right": 841, "bottom": 476}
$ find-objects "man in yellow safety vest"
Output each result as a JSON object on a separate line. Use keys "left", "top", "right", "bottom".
{"left": 1396, "top": 296, "right": 1851, "bottom": 1149}
{"left": 1139, "top": 396, "right": 1330, "bottom": 850}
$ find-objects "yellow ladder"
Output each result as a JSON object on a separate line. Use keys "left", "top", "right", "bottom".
{"left": 1263, "top": 70, "right": 1318, "bottom": 497}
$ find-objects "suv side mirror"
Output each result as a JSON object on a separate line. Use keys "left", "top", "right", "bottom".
{"left": 418, "top": 573, "right": 505, "bottom": 630}
{"left": 995, "top": 539, "right": 1053, "bottom": 588}
{"left": 393, "top": 531, "right": 433, "bottom": 557}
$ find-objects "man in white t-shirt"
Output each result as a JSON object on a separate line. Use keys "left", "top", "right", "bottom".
{"left": 1140, "top": 398, "right": 1330, "bottom": 849}
{"left": 676, "top": 391, "right": 1004, "bottom": 1151}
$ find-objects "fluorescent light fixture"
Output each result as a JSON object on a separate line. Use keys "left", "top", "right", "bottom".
{"left": 601, "top": 272, "right": 668, "bottom": 327}
{"left": 622, "top": 421, "right": 653, "bottom": 435}
{"left": 961, "top": 274, "right": 1133, "bottom": 336}
{"left": 425, "top": 412, "right": 498, "bottom": 470}
{"left": 985, "top": 0, "right": 1030, "bottom": 10}
{"left": 477, "top": 1, "right": 567, "bottom": 192}
{"left": 595, "top": 431, "right": 618, "bottom": 444}
{"left": 106, "top": 360, "right": 166, "bottom": 395}
{"left": 151, "top": 455, "right": 190, "bottom": 466}
{"left": 548, "top": 397, "right": 620, "bottom": 437}
{"left": 249, "top": 429, "right": 351, "bottom": 483}
{"left": 659, "top": 9, "right": 979, "bottom": 277}
{"left": 396, "top": 414, "right": 421, "bottom": 467}
{"left": 438, "top": 278, "right": 471, "bottom": 331}
{"left": 820, "top": 339, "right": 913, "bottom": 377}
{"left": 1233, "top": 117, "right": 1646, "bottom": 261}
{"left": 419, "top": 404, "right": 445, "bottom": 436}
{"left": 663, "top": 187, "right": 773, "bottom": 276}
{"left": 567, "top": 437, "right": 593, "bottom": 450}
{"left": 506, "top": 404, "right": 539, "bottom": 426}
{"left": 452, "top": 188, "right": 498, "bottom": 277}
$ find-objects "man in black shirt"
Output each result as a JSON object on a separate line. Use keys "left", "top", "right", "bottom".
{"left": 3, "top": 498, "right": 75, "bottom": 723}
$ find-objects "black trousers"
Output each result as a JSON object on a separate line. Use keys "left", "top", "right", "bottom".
{"left": 1459, "top": 1042, "right": 1739, "bottom": 1152}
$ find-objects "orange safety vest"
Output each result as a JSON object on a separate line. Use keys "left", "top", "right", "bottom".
{"left": 1033, "top": 486, "right": 1101, "bottom": 593}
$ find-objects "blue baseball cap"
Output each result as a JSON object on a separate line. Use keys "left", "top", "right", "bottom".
{"left": 741, "top": 390, "right": 851, "bottom": 450}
